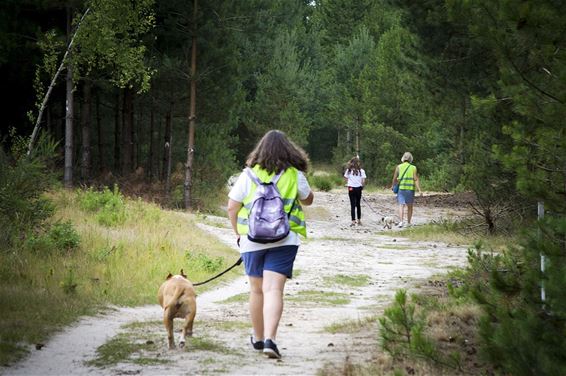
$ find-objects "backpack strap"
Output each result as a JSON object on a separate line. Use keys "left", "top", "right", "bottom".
{"left": 244, "top": 167, "right": 262, "bottom": 186}
{"left": 245, "top": 167, "right": 284, "bottom": 185}
{"left": 270, "top": 169, "right": 285, "bottom": 184}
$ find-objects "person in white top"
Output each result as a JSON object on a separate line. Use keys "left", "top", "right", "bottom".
{"left": 227, "top": 130, "right": 314, "bottom": 359}
{"left": 343, "top": 156, "right": 367, "bottom": 226}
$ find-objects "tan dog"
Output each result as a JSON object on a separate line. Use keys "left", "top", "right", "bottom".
{"left": 381, "top": 216, "right": 396, "bottom": 229}
{"left": 157, "top": 270, "right": 197, "bottom": 349}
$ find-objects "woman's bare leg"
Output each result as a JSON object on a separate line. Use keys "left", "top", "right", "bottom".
{"left": 262, "top": 270, "right": 287, "bottom": 341}
{"left": 248, "top": 276, "right": 264, "bottom": 340}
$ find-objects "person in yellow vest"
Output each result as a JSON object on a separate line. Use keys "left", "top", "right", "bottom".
{"left": 227, "top": 130, "right": 314, "bottom": 359}
{"left": 391, "top": 152, "right": 422, "bottom": 227}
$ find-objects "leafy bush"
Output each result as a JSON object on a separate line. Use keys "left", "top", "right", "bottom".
{"left": 25, "top": 220, "right": 81, "bottom": 254}
{"left": 309, "top": 174, "right": 339, "bottom": 192}
{"left": 78, "top": 185, "right": 127, "bottom": 226}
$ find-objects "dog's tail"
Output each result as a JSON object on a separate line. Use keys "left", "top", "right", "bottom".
{"left": 165, "top": 286, "right": 185, "bottom": 311}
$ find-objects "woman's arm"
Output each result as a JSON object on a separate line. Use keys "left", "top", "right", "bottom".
{"left": 414, "top": 169, "right": 423, "bottom": 196}
{"left": 391, "top": 166, "right": 399, "bottom": 188}
{"left": 227, "top": 199, "right": 243, "bottom": 236}
{"left": 300, "top": 191, "right": 314, "bottom": 206}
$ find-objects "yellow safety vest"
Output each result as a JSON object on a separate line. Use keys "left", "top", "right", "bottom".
{"left": 237, "top": 165, "right": 307, "bottom": 237}
{"left": 398, "top": 162, "right": 416, "bottom": 191}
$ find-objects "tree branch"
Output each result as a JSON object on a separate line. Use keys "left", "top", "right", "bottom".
{"left": 27, "top": 8, "right": 91, "bottom": 156}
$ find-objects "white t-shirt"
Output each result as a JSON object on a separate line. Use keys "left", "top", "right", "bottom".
{"left": 344, "top": 169, "right": 366, "bottom": 187}
{"left": 229, "top": 169, "right": 312, "bottom": 252}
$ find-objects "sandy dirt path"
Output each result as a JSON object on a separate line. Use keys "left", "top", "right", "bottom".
{"left": 7, "top": 191, "right": 471, "bottom": 376}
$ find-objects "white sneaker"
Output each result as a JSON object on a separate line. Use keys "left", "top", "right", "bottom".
{"left": 397, "top": 221, "right": 404, "bottom": 228}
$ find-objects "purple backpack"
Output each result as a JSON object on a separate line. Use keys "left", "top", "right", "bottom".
{"left": 245, "top": 168, "right": 290, "bottom": 243}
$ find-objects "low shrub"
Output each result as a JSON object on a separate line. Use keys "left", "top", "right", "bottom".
{"left": 78, "top": 185, "right": 127, "bottom": 226}
{"left": 25, "top": 220, "right": 80, "bottom": 254}
{"left": 309, "top": 174, "right": 337, "bottom": 192}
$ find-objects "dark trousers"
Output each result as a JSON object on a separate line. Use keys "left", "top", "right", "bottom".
{"left": 348, "top": 186, "right": 363, "bottom": 221}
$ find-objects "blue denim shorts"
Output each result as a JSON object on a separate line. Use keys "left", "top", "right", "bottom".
{"left": 241, "top": 245, "right": 298, "bottom": 278}
{"left": 397, "top": 189, "right": 415, "bottom": 204}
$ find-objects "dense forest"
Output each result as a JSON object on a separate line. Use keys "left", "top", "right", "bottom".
{"left": 2, "top": 0, "right": 562, "bottom": 212}
{"left": 1, "top": 0, "right": 565, "bottom": 373}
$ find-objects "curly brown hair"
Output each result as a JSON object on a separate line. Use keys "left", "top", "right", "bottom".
{"left": 246, "top": 130, "right": 309, "bottom": 173}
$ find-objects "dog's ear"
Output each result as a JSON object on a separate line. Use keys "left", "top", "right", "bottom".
{"left": 166, "top": 273, "right": 173, "bottom": 280}
{"left": 180, "top": 269, "right": 187, "bottom": 278}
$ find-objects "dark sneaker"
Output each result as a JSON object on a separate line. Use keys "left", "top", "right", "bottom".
{"left": 250, "top": 336, "right": 264, "bottom": 350}
{"left": 263, "top": 339, "right": 281, "bottom": 359}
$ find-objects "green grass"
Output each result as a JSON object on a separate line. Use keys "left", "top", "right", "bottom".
{"left": 0, "top": 189, "right": 239, "bottom": 366}
{"left": 205, "top": 320, "right": 250, "bottom": 332}
{"left": 86, "top": 332, "right": 168, "bottom": 368}
{"left": 288, "top": 290, "right": 351, "bottom": 305}
{"left": 323, "top": 274, "right": 370, "bottom": 287}
{"left": 218, "top": 293, "right": 248, "bottom": 304}
{"left": 187, "top": 337, "right": 241, "bottom": 355}
{"left": 324, "top": 315, "right": 378, "bottom": 334}
{"left": 396, "top": 221, "right": 514, "bottom": 251}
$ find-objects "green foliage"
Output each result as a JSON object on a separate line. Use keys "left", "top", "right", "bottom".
{"left": 185, "top": 251, "right": 224, "bottom": 274}
{"left": 73, "top": 0, "right": 156, "bottom": 91}
{"left": 78, "top": 185, "right": 127, "bottom": 226}
{"left": 379, "top": 289, "right": 422, "bottom": 357}
{"left": 26, "top": 220, "right": 81, "bottom": 254}
{"left": 308, "top": 174, "right": 336, "bottom": 192}
{"left": 464, "top": 218, "right": 566, "bottom": 375}
{"left": 0, "top": 133, "right": 57, "bottom": 251}
{"left": 380, "top": 289, "right": 464, "bottom": 370}
{"left": 60, "top": 268, "right": 78, "bottom": 295}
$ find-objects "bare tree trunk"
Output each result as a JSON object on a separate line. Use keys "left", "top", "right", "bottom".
{"left": 81, "top": 81, "right": 92, "bottom": 181}
{"left": 147, "top": 100, "right": 155, "bottom": 181}
{"left": 459, "top": 96, "right": 467, "bottom": 164}
{"left": 165, "top": 131, "right": 172, "bottom": 198}
{"left": 133, "top": 97, "right": 139, "bottom": 171}
{"left": 355, "top": 116, "right": 360, "bottom": 158}
{"left": 96, "top": 89, "right": 104, "bottom": 172}
{"left": 184, "top": 0, "right": 198, "bottom": 210}
{"left": 122, "top": 88, "right": 133, "bottom": 175}
{"left": 162, "top": 107, "right": 172, "bottom": 183}
{"left": 64, "top": 6, "right": 74, "bottom": 189}
{"left": 114, "top": 91, "right": 121, "bottom": 172}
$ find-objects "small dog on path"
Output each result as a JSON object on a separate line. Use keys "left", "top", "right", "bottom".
{"left": 158, "top": 270, "right": 197, "bottom": 349}
{"left": 381, "top": 216, "right": 396, "bottom": 229}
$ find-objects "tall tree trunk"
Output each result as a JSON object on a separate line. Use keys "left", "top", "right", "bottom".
{"left": 184, "top": 0, "right": 198, "bottom": 210}
{"left": 46, "top": 106, "right": 52, "bottom": 134}
{"left": 147, "top": 100, "right": 155, "bottom": 181}
{"left": 122, "top": 88, "right": 133, "bottom": 175}
{"left": 96, "top": 89, "right": 104, "bottom": 172}
{"left": 81, "top": 81, "right": 92, "bottom": 181}
{"left": 459, "top": 96, "right": 467, "bottom": 164}
{"left": 133, "top": 98, "right": 139, "bottom": 171}
{"left": 162, "top": 107, "right": 172, "bottom": 183}
{"left": 114, "top": 91, "right": 121, "bottom": 172}
{"left": 64, "top": 6, "right": 74, "bottom": 189}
